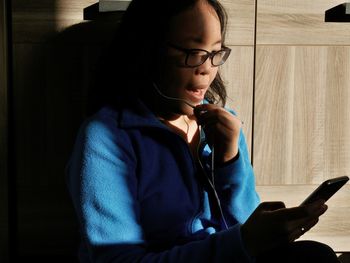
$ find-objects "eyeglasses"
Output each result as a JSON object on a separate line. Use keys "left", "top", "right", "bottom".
{"left": 167, "top": 42, "right": 231, "bottom": 68}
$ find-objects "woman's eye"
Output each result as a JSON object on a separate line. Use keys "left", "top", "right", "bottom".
{"left": 190, "top": 50, "right": 206, "bottom": 56}
{"left": 190, "top": 51, "right": 202, "bottom": 55}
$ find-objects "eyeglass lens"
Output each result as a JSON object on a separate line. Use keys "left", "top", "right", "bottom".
{"left": 186, "top": 49, "right": 229, "bottom": 67}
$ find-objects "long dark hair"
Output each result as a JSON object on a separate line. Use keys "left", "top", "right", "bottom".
{"left": 88, "top": 0, "right": 228, "bottom": 114}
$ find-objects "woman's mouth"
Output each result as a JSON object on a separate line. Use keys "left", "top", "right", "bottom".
{"left": 185, "top": 86, "right": 207, "bottom": 103}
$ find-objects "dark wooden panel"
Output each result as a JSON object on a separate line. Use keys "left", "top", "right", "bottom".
{"left": 17, "top": 187, "right": 79, "bottom": 258}
{"left": 12, "top": 0, "right": 118, "bottom": 43}
{"left": 12, "top": 19, "right": 118, "bottom": 258}
{"left": 0, "top": 0, "right": 9, "bottom": 261}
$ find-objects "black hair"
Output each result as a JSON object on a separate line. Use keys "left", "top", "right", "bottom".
{"left": 88, "top": 0, "right": 228, "bottom": 114}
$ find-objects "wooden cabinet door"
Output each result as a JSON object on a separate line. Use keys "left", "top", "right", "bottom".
{"left": 221, "top": 0, "right": 256, "bottom": 153}
{"left": 11, "top": 0, "right": 118, "bottom": 260}
{"left": 255, "top": 0, "right": 350, "bottom": 251}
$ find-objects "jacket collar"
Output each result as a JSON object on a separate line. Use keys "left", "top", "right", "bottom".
{"left": 112, "top": 98, "right": 169, "bottom": 130}
{"left": 114, "top": 98, "right": 208, "bottom": 153}
{"left": 106, "top": 97, "right": 210, "bottom": 136}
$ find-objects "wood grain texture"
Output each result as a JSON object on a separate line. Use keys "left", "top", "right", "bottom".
{"left": 17, "top": 186, "right": 79, "bottom": 257}
{"left": 257, "top": 185, "right": 350, "bottom": 252}
{"left": 12, "top": 0, "right": 255, "bottom": 44}
{"left": 12, "top": 0, "right": 97, "bottom": 43}
{"left": 257, "top": 0, "right": 350, "bottom": 45}
{"left": 12, "top": 37, "right": 105, "bottom": 257}
{"left": 0, "top": 0, "right": 9, "bottom": 261}
{"left": 11, "top": 19, "right": 114, "bottom": 258}
{"left": 221, "top": 46, "right": 254, "bottom": 153}
{"left": 221, "top": 0, "right": 255, "bottom": 45}
{"left": 254, "top": 46, "right": 350, "bottom": 185}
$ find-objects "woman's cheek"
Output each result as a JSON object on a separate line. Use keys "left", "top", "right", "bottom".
{"left": 210, "top": 68, "right": 219, "bottom": 82}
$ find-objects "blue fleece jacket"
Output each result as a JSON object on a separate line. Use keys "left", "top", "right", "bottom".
{"left": 66, "top": 99, "right": 260, "bottom": 262}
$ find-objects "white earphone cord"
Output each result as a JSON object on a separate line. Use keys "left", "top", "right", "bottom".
{"left": 152, "top": 82, "right": 196, "bottom": 109}
{"left": 197, "top": 133, "right": 229, "bottom": 230}
{"left": 153, "top": 81, "right": 229, "bottom": 229}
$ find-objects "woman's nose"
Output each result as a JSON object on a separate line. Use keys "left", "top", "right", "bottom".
{"left": 195, "top": 57, "right": 212, "bottom": 75}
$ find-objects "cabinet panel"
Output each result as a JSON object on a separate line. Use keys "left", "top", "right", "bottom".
{"left": 0, "top": 0, "right": 9, "bottom": 261}
{"left": 12, "top": 0, "right": 121, "bottom": 258}
{"left": 254, "top": 46, "right": 350, "bottom": 185}
{"left": 12, "top": 0, "right": 256, "bottom": 45}
{"left": 221, "top": 46, "right": 254, "bottom": 153}
{"left": 12, "top": 0, "right": 96, "bottom": 43}
{"left": 255, "top": 0, "right": 350, "bottom": 253}
{"left": 257, "top": 0, "right": 350, "bottom": 45}
{"left": 12, "top": 43, "right": 80, "bottom": 257}
{"left": 221, "top": 0, "right": 255, "bottom": 45}
{"left": 12, "top": 28, "right": 109, "bottom": 258}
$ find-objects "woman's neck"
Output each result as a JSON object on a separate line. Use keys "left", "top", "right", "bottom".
{"left": 159, "top": 114, "right": 199, "bottom": 144}
{"left": 140, "top": 91, "right": 200, "bottom": 144}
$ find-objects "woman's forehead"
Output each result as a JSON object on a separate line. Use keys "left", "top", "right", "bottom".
{"left": 166, "top": 1, "right": 222, "bottom": 45}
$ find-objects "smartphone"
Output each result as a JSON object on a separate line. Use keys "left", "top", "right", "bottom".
{"left": 300, "top": 176, "right": 349, "bottom": 206}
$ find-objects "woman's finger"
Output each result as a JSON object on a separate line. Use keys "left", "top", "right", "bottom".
{"left": 256, "top": 201, "right": 286, "bottom": 212}
{"left": 194, "top": 103, "right": 220, "bottom": 112}
{"left": 287, "top": 217, "right": 319, "bottom": 242}
{"left": 196, "top": 109, "right": 240, "bottom": 128}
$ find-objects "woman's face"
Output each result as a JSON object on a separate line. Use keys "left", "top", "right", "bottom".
{"left": 157, "top": 1, "right": 222, "bottom": 115}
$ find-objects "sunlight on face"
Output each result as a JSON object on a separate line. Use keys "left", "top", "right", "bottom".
{"left": 157, "top": 1, "right": 222, "bottom": 115}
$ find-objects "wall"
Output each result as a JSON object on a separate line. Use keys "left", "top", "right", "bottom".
{"left": 7, "top": 0, "right": 350, "bottom": 260}
{"left": 221, "top": 0, "right": 256, "bottom": 153}
{"left": 11, "top": 0, "right": 112, "bottom": 260}
{"left": 254, "top": 0, "right": 350, "bottom": 251}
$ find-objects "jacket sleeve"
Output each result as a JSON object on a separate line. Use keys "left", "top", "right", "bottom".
{"left": 213, "top": 128, "right": 260, "bottom": 225}
{"left": 66, "top": 115, "right": 255, "bottom": 263}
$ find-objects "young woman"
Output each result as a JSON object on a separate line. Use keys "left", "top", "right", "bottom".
{"left": 66, "top": 0, "right": 339, "bottom": 262}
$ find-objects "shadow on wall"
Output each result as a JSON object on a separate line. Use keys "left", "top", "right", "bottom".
{"left": 13, "top": 17, "right": 120, "bottom": 261}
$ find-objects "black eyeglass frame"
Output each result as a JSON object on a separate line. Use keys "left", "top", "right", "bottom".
{"left": 167, "top": 42, "right": 231, "bottom": 68}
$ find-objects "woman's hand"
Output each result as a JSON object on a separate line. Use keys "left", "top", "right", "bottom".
{"left": 240, "top": 200, "right": 328, "bottom": 257}
{"left": 194, "top": 104, "right": 242, "bottom": 164}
